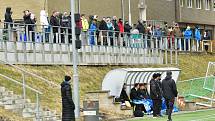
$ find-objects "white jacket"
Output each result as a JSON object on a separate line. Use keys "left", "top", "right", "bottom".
{"left": 40, "top": 10, "right": 49, "bottom": 28}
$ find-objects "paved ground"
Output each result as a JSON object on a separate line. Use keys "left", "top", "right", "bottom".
{"left": 129, "top": 109, "right": 215, "bottom": 121}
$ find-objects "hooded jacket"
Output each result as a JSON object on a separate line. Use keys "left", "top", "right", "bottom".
{"left": 161, "top": 75, "right": 178, "bottom": 99}
{"left": 40, "top": 10, "right": 49, "bottom": 28}
{"left": 195, "top": 28, "right": 201, "bottom": 42}
{"left": 4, "top": 7, "right": 13, "bottom": 23}
{"left": 184, "top": 29, "right": 192, "bottom": 40}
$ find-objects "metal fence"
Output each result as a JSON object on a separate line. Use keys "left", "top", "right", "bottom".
{"left": 0, "top": 22, "right": 211, "bottom": 65}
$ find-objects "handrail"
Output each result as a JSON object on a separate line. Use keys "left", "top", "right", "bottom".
{"left": 0, "top": 59, "right": 60, "bottom": 89}
{"left": 0, "top": 73, "right": 42, "bottom": 94}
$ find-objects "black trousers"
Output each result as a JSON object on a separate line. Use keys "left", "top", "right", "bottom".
{"left": 165, "top": 98, "right": 175, "bottom": 120}
{"left": 152, "top": 99, "right": 162, "bottom": 116}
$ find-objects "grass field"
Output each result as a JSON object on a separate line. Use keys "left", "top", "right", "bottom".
{"left": 0, "top": 54, "right": 215, "bottom": 120}
{"left": 130, "top": 109, "right": 215, "bottom": 121}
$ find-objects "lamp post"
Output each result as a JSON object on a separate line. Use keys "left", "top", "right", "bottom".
{"left": 128, "top": 0, "right": 132, "bottom": 25}
{"left": 121, "top": 0, "right": 125, "bottom": 23}
{"left": 70, "top": 0, "right": 80, "bottom": 118}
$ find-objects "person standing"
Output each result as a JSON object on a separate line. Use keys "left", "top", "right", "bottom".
{"left": 194, "top": 26, "right": 201, "bottom": 51}
{"left": 150, "top": 73, "right": 162, "bottom": 118}
{"left": 81, "top": 14, "right": 89, "bottom": 45}
{"left": 61, "top": 76, "right": 75, "bottom": 121}
{"left": 4, "top": 7, "right": 13, "bottom": 29}
{"left": 162, "top": 71, "right": 178, "bottom": 121}
{"left": 183, "top": 26, "right": 192, "bottom": 50}
{"left": 40, "top": 10, "right": 49, "bottom": 42}
{"left": 50, "top": 11, "right": 60, "bottom": 43}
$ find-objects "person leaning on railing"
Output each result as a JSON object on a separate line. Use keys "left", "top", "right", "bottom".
{"left": 4, "top": 7, "right": 13, "bottom": 29}
{"left": 50, "top": 11, "right": 60, "bottom": 43}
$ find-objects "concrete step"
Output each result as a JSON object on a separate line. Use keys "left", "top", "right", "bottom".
{"left": 4, "top": 103, "right": 23, "bottom": 110}
{"left": 0, "top": 86, "right": 6, "bottom": 93}
{"left": 0, "top": 91, "right": 14, "bottom": 97}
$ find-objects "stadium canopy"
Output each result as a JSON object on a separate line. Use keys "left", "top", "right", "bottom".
{"left": 102, "top": 68, "right": 181, "bottom": 97}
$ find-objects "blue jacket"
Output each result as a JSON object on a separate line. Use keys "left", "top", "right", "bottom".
{"left": 195, "top": 28, "right": 201, "bottom": 42}
{"left": 89, "top": 23, "right": 97, "bottom": 32}
{"left": 184, "top": 29, "right": 192, "bottom": 40}
{"left": 154, "top": 28, "right": 162, "bottom": 38}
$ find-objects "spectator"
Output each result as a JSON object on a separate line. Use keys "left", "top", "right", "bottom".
{"left": 130, "top": 83, "right": 140, "bottom": 101}
{"left": 150, "top": 73, "right": 162, "bottom": 118}
{"left": 184, "top": 26, "right": 192, "bottom": 50}
{"left": 173, "top": 24, "right": 182, "bottom": 49}
{"left": 40, "top": 10, "right": 49, "bottom": 41}
{"left": 124, "top": 21, "right": 132, "bottom": 37}
{"left": 119, "top": 83, "right": 130, "bottom": 103}
{"left": 136, "top": 20, "right": 145, "bottom": 35}
{"left": 203, "top": 30, "right": 211, "bottom": 52}
{"left": 23, "top": 10, "right": 34, "bottom": 41}
{"left": 137, "top": 83, "right": 149, "bottom": 99}
{"left": 162, "top": 71, "right": 178, "bottom": 121}
{"left": 118, "top": 18, "right": 124, "bottom": 33}
{"left": 81, "top": 14, "right": 89, "bottom": 45}
{"left": 118, "top": 18, "right": 124, "bottom": 45}
{"left": 50, "top": 11, "right": 60, "bottom": 43}
{"left": 4, "top": 7, "right": 13, "bottom": 29}
{"left": 162, "top": 22, "right": 168, "bottom": 36}
{"left": 99, "top": 17, "right": 108, "bottom": 45}
{"left": 154, "top": 25, "right": 162, "bottom": 40}
{"left": 112, "top": 16, "right": 120, "bottom": 44}
{"left": 194, "top": 26, "right": 201, "bottom": 50}
{"left": 61, "top": 12, "right": 70, "bottom": 43}
{"left": 106, "top": 17, "right": 114, "bottom": 46}
{"left": 61, "top": 76, "right": 75, "bottom": 121}
{"left": 167, "top": 26, "right": 174, "bottom": 48}
{"left": 89, "top": 19, "right": 97, "bottom": 45}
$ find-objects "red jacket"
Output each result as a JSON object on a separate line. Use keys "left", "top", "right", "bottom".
{"left": 118, "top": 21, "right": 124, "bottom": 33}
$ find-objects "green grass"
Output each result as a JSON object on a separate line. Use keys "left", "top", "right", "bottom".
{"left": 0, "top": 54, "right": 215, "bottom": 120}
{"left": 131, "top": 109, "right": 215, "bottom": 121}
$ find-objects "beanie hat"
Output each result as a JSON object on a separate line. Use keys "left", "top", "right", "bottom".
{"left": 65, "top": 76, "right": 71, "bottom": 82}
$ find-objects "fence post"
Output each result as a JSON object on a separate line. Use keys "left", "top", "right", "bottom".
{"left": 36, "top": 93, "right": 40, "bottom": 121}
{"left": 22, "top": 73, "right": 26, "bottom": 101}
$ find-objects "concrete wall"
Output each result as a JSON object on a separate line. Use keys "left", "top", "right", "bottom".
{"left": 0, "top": 0, "right": 46, "bottom": 22}
{"left": 146, "top": 0, "right": 176, "bottom": 24}
{"left": 48, "top": 0, "right": 140, "bottom": 24}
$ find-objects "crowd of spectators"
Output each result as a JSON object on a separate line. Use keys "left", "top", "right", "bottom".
{"left": 2, "top": 7, "right": 212, "bottom": 50}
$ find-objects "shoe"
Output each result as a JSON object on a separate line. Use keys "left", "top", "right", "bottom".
{"left": 167, "top": 119, "right": 172, "bottom": 121}
{"left": 158, "top": 114, "right": 163, "bottom": 117}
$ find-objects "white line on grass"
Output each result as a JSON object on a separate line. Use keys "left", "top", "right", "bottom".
{"left": 190, "top": 114, "right": 215, "bottom": 121}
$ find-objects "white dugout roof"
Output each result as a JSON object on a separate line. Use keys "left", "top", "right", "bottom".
{"left": 102, "top": 68, "right": 181, "bottom": 97}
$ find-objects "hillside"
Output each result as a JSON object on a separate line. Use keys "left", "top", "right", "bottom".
{"left": 0, "top": 54, "right": 214, "bottom": 120}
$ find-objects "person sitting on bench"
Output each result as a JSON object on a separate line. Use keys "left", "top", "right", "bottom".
{"left": 119, "top": 83, "right": 130, "bottom": 103}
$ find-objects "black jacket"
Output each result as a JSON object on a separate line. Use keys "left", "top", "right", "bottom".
{"left": 124, "top": 24, "right": 132, "bottom": 33}
{"left": 136, "top": 23, "right": 145, "bottom": 34}
{"left": 50, "top": 15, "right": 60, "bottom": 33}
{"left": 150, "top": 79, "right": 162, "bottom": 99}
{"left": 120, "top": 89, "right": 130, "bottom": 102}
{"left": 130, "top": 87, "right": 140, "bottom": 101}
{"left": 112, "top": 20, "right": 119, "bottom": 32}
{"left": 4, "top": 7, "right": 13, "bottom": 23}
{"left": 61, "top": 81, "right": 75, "bottom": 121}
{"left": 162, "top": 76, "right": 178, "bottom": 99}
{"left": 99, "top": 20, "right": 108, "bottom": 30}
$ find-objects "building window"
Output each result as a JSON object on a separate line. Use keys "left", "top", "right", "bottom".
{"left": 213, "top": 0, "right": 215, "bottom": 10}
{"left": 196, "top": 0, "right": 202, "bottom": 9}
{"left": 187, "top": 0, "right": 192, "bottom": 8}
{"left": 205, "top": 0, "right": 211, "bottom": 10}
{"left": 180, "top": 0, "right": 184, "bottom": 7}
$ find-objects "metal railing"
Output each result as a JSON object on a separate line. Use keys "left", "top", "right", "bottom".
{"left": 0, "top": 59, "right": 60, "bottom": 88}
{"left": 1, "top": 22, "right": 213, "bottom": 65}
{"left": 0, "top": 73, "right": 42, "bottom": 120}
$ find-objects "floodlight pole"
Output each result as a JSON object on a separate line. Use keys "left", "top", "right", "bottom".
{"left": 128, "top": 0, "right": 132, "bottom": 25}
{"left": 70, "top": 0, "right": 80, "bottom": 118}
